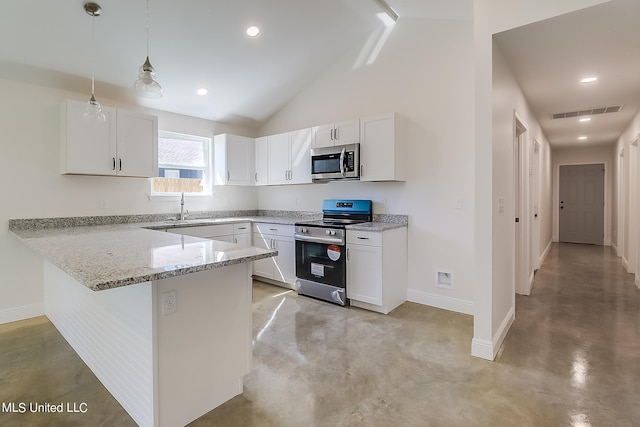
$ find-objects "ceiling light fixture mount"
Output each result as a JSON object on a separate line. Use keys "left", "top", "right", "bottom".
{"left": 83, "top": 2, "right": 106, "bottom": 122}
{"left": 246, "top": 26, "right": 260, "bottom": 37}
{"left": 134, "top": 0, "right": 162, "bottom": 98}
{"left": 580, "top": 76, "right": 598, "bottom": 84}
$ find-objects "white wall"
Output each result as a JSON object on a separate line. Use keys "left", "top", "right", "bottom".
{"left": 259, "top": 16, "right": 477, "bottom": 315}
{"left": 491, "top": 39, "right": 553, "bottom": 332}
{"left": 473, "top": 0, "right": 609, "bottom": 360}
{"left": 551, "top": 145, "right": 615, "bottom": 244}
{"left": 614, "top": 104, "right": 640, "bottom": 282}
{"left": 0, "top": 78, "right": 257, "bottom": 323}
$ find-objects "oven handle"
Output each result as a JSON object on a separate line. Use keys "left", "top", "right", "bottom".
{"left": 339, "top": 147, "right": 346, "bottom": 177}
{"left": 294, "top": 234, "right": 344, "bottom": 245}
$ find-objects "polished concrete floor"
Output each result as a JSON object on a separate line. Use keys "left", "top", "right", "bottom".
{"left": 1, "top": 243, "right": 639, "bottom": 426}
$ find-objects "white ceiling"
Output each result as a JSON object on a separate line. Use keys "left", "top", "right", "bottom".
{"left": 494, "top": 0, "right": 640, "bottom": 148}
{"left": 0, "top": 0, "right": 471, "bottom": 130}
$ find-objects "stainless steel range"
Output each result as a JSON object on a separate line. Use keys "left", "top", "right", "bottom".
{"left": 294, "top": 199, "right": 372, "bottom": 306}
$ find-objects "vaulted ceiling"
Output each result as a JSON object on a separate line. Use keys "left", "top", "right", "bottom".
{"left": 0, "top": 0, "right": 470, "bottom": 130}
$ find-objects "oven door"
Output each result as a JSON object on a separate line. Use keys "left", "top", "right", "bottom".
{"left": 295, "top": 239, "right": 346, "bottom": 288}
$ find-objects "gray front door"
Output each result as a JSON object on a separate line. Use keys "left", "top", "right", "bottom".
{"left": 559, "top": 164, "right": 605, "bottom": 245}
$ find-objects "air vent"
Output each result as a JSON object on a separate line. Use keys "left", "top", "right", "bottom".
{"left": 552, "top": 105, "right": 623, "bottom": 120}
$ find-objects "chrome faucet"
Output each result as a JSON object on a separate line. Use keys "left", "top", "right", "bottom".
{"left": 180, "top": 192, "right": 186, "bottom": 221}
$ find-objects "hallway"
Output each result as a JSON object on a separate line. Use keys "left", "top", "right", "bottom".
{"left": 1, "top": 243, "right": 639, "bottom": 426}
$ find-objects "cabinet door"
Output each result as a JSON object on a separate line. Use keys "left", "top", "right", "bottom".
{"left": 312, "top": 123, "right": 336, "bottom": 148}
{"left": 234, "top": 233, "right": 252, "bottom": 247}
{"left": 347, "top": 244, "right": 383, "bottom": 305}
{"left": 116, "top": 110, "right": 158, "bottom": 177}
{"left": 289, "top": 128, "right": 312, "bottom": 184}
{"left": 254, "top": 136, "right": 269, "bottom": 186}
{"left": 334, "top": 119, "right": 360, "bottom": 145}
{"left": 272, "top": 237, "right": 296, "bottom": 284}
{"left": 252, "top": 232, "right": 275, "bottom": 279}
{"left": 62, "top": 100, "right": 117, "bottom": 175}
{"left": 227, "top": 135, "right": 254, "bottom": 185}
{"left": 267, "top": 132, "right": 290, "bottom": 185}
{"left": 360, "top": 113, "right": 398, "bottom": 182}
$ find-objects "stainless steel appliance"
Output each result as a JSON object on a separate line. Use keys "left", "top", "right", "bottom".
{"left": 295, "top": 199, "right": 372, "bottom": 306}
{"left": 310, "top": 143, "right": 360, "bottom": 182}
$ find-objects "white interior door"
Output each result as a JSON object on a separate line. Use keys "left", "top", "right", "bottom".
{"left": 559, "top": 164, "right": 605, "bottom": 245}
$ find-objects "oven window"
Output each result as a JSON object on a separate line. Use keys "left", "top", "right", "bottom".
{"left": 296, "top": 241, "right": 346, "bottom": 287}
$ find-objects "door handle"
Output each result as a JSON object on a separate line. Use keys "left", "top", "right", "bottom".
{"left": 119, "top": 158, "right": 122, "bottom": 171}
{"left": 112, "top": 157, "right": 116, "bottom": 171}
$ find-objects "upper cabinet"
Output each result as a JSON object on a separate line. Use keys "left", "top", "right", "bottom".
{"left": 312, "top": 119, "right": 359, "bottom": 148}
{"left": 359, "top": 113, "right": 405, "bottom": 182}
{"left": 60, "top": 99, "right": 158, "bottom": 177}
{"left": 214, "top": 134, "right": 255, "bottom": 186}
{"left": 268, "top": 128, "right": 312, "bottom": 185}
{"left": 254, "top": 136, "right": 269, "bottom": 186}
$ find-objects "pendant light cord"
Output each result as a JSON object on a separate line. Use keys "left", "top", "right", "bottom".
{"left": 91, "top": 13, "right": 96, "bottom": 96}
{"left": 146, "top": 0, "right": 150, "bottom": 58}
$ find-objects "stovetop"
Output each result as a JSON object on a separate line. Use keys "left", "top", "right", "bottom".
{"left": 295, "top": 199, "right": 372, "bottom": 229}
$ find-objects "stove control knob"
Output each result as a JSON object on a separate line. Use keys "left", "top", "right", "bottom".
{"left": 325, "top": 229, "right": 331, "bottom": 235}
{"left": 301, "top": 227, "right": 307, "bottom": 233}
{"left": 331, "top": 230, "right": 337, "bottom": 236}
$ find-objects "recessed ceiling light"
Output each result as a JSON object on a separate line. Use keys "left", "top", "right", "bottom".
{"left": 580, "top": 77, "right": 598, "bottom": 84}
{"left": 578, "top": 136, "right": 588, "bottom": 140}
{"left": 246, "top": 26, "right": 260, "bottom": 37}
{"left": 196, "top": 88, "right": 208, "bottom": 96}
{"left": 579, "top": 117, "right": 591, "bottom": 122}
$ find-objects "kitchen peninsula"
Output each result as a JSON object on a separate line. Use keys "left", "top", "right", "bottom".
{"left": 9, "top": 219, "right": 277, "bottom": 427}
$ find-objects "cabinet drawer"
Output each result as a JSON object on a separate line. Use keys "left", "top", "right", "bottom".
{"left": 252, "top": 223, "right": 294, "bottom": 237}
{"left": 167, "top": 224, "right": 234, "bottom": 238}
{"left": 346, "top": 230, "right": 382, "bottom": 246}
{"left": 233, "top": 223, "right": 251, "bottom": 234}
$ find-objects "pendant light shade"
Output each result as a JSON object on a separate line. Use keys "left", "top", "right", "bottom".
{"left": 83, "top": 2, "right": 106, "bottom": 122}
{"left": 135, "top": 0, "right": 162, "bottom": 98}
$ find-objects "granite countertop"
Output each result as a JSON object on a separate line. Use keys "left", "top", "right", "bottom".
{"left": 9, "top": 211, "right": 408, "bottom": 292}
{"left": 345, "top": 222, "right": 407, "bottom": 232}
{"left": 10, "top": 224, "right": 277, "bottom": 291}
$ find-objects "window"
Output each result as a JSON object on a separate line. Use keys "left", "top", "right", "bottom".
{"left": 152, "top": 131, "right": 212, "bottom": 195}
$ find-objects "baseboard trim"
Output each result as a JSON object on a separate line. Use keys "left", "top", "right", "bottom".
{"left": 539, "top": 240, "right": 552, "bottom": 267}
{"left": 0, "top": 303, "right": 45, "bottom": 325}
{"left": 471, "top": 305, "right": 515, "bottom": 361}
{"left": 636, "top": 274, "right": 639, "bottom": 290}
{"left": 622, "top": 256, "right": 630, "bottom": 273}
{"left": 406, "top": 289, "right": 474, "bottom": 315}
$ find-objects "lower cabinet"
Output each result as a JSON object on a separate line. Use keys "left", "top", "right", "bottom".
{"left": 165, "top": 222, "right": 252, "bottom": 247}
{"left": 346, "top": 227, "right": 407, "bottom": 314}
{"left": 252, "top": 223, "right": 296, "bottom": 288}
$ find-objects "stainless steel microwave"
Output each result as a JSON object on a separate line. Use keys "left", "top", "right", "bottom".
{"left": 310, "top": 143, "right": 360, "bottom": 182}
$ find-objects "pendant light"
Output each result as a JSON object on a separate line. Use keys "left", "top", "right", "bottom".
{"left": 134, "top": 0, "right": 162, "bottom": 98}
{"left": 83, "top": 2, "right": 106, "bottom": 122}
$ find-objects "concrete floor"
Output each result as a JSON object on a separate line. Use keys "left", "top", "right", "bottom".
{"left": 1, "top": 242, "right": 639, "bottom": 426}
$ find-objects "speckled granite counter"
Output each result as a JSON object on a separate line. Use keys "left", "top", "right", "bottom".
{"left": 8, "top": 210, "right": 407, "bottom": 291}
{"left": 10, "top": 224, "right": 277, "bottom": 291}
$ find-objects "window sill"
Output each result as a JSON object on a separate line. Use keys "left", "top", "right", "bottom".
{"left": 148, "top": 192, "right": 212, "bottom": 202}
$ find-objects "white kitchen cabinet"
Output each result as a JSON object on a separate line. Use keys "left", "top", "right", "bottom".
{"left": 267, "top": 129, "right": 312, "bottom": 185}
{"left": 359, "top": 113, "right": 405, "bottom": 182}
{"left": 167, "top": 222, "right": 251, "bottom": 247}
{"left": 166, "top": 224, "right": 234, "bottom": 239}
{"left": 214, "top": 134, "right": 255, "bottom": 186}
{"left": 60, "top": 99, "right": 158, "bottom": 177}
{"left": 346, "top": 227, "right": 407, "bottom": 314}
{"left": 252, "top": 223, "right": 296, "bottom": 288}
{"left": 254, "top": 136, "right": 269, "bottom": 186}
{"left": 233, "top": 223, "right": 252, "bottom": 247}
{"left": 267, "top": 132, "right": 290, "bottom": 185}
{"left": 312, "top": 119, "right": 359, "bottom": 148}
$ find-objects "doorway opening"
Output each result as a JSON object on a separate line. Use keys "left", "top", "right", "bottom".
{"left": 558, "top": 164, "right": 605, "bottom": 245}
{"left": 514, "top": 112, "right": 531, "bottom": 295}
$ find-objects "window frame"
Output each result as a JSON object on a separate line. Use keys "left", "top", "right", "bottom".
{"left": 150, "top": 130, "right": 213, "bottom": 199}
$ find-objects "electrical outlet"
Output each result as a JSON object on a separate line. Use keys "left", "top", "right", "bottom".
{"left": 161, "top": 290, "right": 177, "bottom": 315}
{"left": 436, "top": 270, "right": 453, "bottom": 289}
